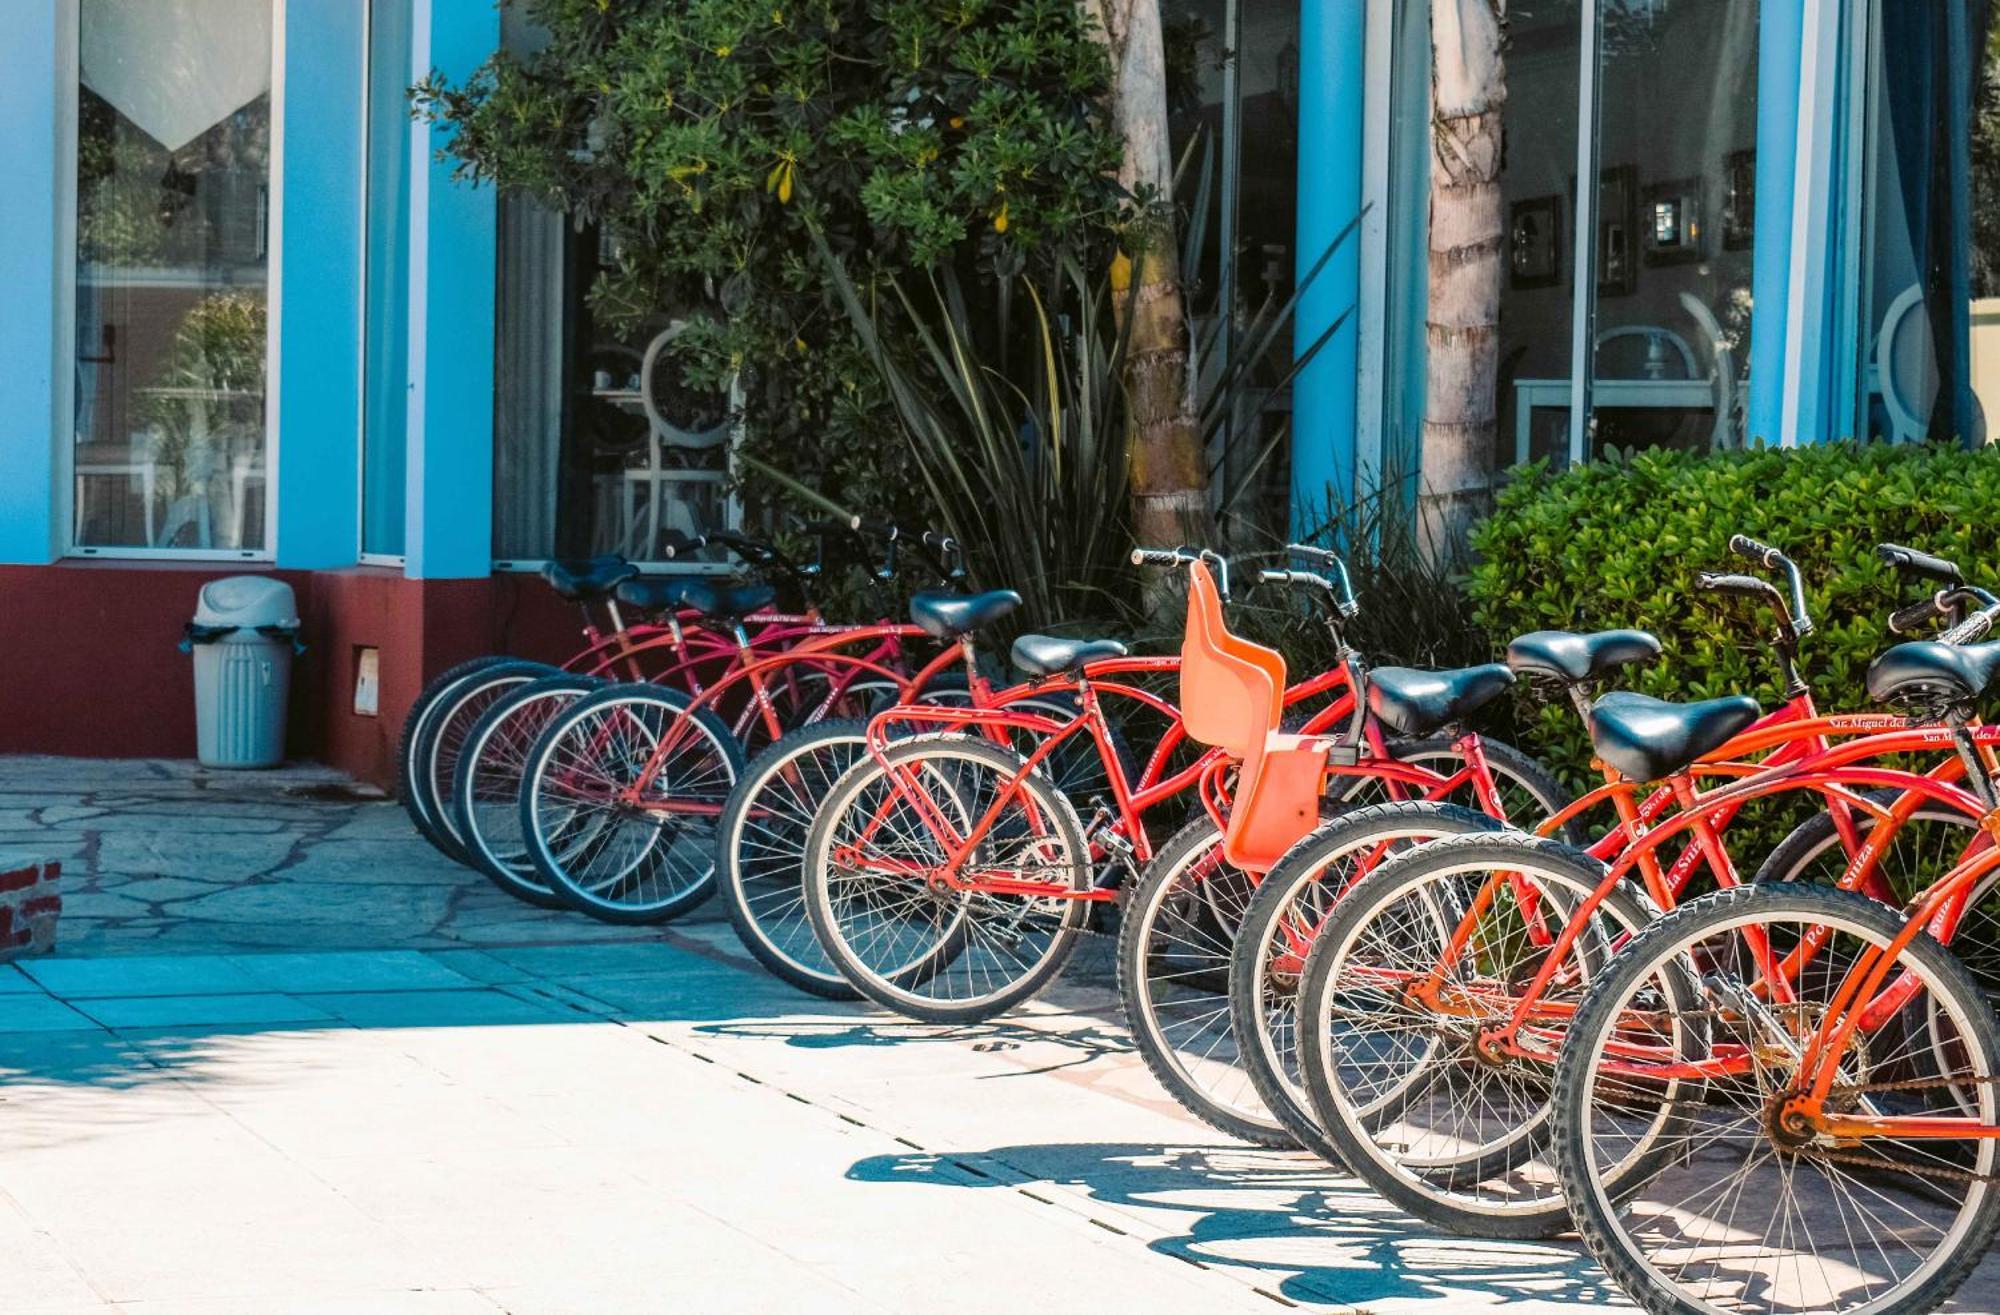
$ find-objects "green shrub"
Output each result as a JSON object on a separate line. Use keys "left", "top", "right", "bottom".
{"left": 1468, "top": 442, "right": 2000, "bottom": 791}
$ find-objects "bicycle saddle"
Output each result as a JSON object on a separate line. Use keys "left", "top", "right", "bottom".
{"left": 1366, "top": 663, "right": 1515, "bottom": 738}
{"left": 1505, "top": 629, "right": 1662, "bottom": 684}
{"left": 1867, "top": 640, "right": 2000, "bottom": 712}
{"left": 542, "top": 556, "right": 639, "bottom": 602}
{"left": 909, "top": 589, "right": 1023, "bottom": 641}
{"left": 1587, "top": 690, "right": 1760, "bottom": 782}
{"left": 1010, "top": 634, "right": 1129, "bottom": 678}
{"left": 613, "top": 577, "right": 776, "bottom": 621}
{"left": 612, "top": 578, "right": 698, "bottom": 617}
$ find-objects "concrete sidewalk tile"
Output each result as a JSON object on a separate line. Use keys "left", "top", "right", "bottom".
{"left": 304, "top": 989, "right": 568, "bottom": 1029}
{"left": 480, "top": 943, "right": 689, "bottom": 980}
{"left": 0, "top": 996, "right": 100, "bottom": 1033}
{"left": 420, "top": 949, "right": 535, "bottom": 986}
{"left": 225, "top": 951, "right": 481, "bottom": 994}
{"left": 23, "top": 957, "right": 263, "bottom": 1000}
{"left": 77, "top": 994, "right": 333, "bottom": 1030}
{"left": 106, "top": 1294, "right": 502, "bottom": 1314}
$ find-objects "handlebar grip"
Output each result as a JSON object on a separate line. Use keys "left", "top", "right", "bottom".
{"left": 1877, "top": 542, "right": 1963, "bottom": 585}
{"left": 1131, "top": 548, "right": 1190, "bottom": 567}
{"left": 659, "top": 533, "right": 707, "bottom": 561}
{"left": 1696, "top": 571, "right": 1781, "bottom": 601}
{"left": 1940, "top": 605, "right": 2000, "bottom": 646}
{"left": 851, "top": 518, "right": 897, "bottom": 540}
{"left": 921, "top": 529, "right": 957, "bottom": 554}
{"left": 1889, "top": 593, "right": 1947, "bottom": 636}
{"left": 1287, "top": 543, "right": 1341, "bottom": 566}
{"left": 1728, "top": 534, "right": 1785, "bottom": 568}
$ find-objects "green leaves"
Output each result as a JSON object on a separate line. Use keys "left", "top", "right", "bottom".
{"left": 411, "top": 0, "right": 1122, "bottom": 524}
{"left": 1470, "top": 441, "right": 2000, "bottom": 791}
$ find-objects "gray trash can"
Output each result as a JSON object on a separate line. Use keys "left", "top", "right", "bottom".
{"left": 182, "top": 576, "right": 302, "bottom": 769}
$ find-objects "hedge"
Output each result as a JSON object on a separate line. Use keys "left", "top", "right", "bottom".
{"left": 1466, "top": 441, "right": 2000, "bottom": 789}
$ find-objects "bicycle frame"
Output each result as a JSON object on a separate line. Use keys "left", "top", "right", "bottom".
{"left": 845, "top": 655, "right": 1528, "bottom": 904}
{"left": 1429, "top": 717, "right": 2000, "bottom": 1070}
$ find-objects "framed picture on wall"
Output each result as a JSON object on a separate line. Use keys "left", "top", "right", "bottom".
{"left": 1509, "top": 195, "right": 1562, "bottom": 289}
{"left": 1723, "top": 148, "right": 1755, "bottom": 250}
{"left": 1642, "top": 177, "right": 1705, "bottom": 265}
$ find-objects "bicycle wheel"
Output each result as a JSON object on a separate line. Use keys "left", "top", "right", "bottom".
{"left": 1227, "top": 801, "right": 1506, "bottom": 1160}
{"left": 1383, "top": 734, "right": 1580, "bottom": 842}
{"left": 1553, "top": 883, "right": 2000, "bottom": 1315}
{"left": 519, "top": 682, "right": 744, "bottom": 924}
{"left": 804, "top": 734, "right": 1092, "bottom": 1022}
{"left": 717, "top": 719, "right": 873, "bottom": 999}
{"left": 398, "top": 655, "right": 516, "bottom": 856}
{"left": 411, "top": 660, "right": 560, "bottom": 865}
{"left": 1757, "top": 793, "right": 1999, "bottom": 991}
{"left": 1116, "top": 814, "right": 1288, "bottom": 1146}
{"left": 450, "top": 673, "right": 603, "bottom": 907}
{"left": 1295, "top": 831, "right": 1653, "bottom": 1236}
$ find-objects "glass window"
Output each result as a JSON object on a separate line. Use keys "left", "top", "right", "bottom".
{"left": 1855, "top": 3, "right": 1995, "bottom": 445}
{"left": 362, "top": 0, "right": 412, "bottom": 558}
{"left": 1166, "top": 1, "right": 1301, "bottom": 529}
{"left": 71, "top": 0, "right": 274, "bottom": 553}
{"left": 1589, "top": 0, "right": 1758, "bottom": 458}
{"left": 490, "top": 1, "right": 737, "bottom": 565}
{"left": 1495, "top": 0, "right": 1583, "bottom": 469}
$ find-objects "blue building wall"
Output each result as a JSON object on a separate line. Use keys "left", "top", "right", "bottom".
{"left": 273, "top": 0, "right": 367, "bottom": 569}
{"left": 0, "top": 3, "right": 63, "bottom": 564}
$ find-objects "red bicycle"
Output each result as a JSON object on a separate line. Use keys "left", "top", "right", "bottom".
{"left": 797, "top": 549, "right": 1567, "bottom": 1029}
{"left": 1287, "top": 549, "right": 2000, "bottom": 1240}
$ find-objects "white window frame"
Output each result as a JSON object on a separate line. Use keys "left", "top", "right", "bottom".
{"left": 55, "top": 0, "right": 283, "bottom": 563}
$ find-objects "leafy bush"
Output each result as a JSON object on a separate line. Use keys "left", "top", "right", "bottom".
{"left": 1468, "top": 442, "right": 2000, "bottom": 788}
{"left": 412, "top": 0, "right": 1123, "bottom": 521}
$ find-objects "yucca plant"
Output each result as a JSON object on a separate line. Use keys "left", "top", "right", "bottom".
{"left": 817, "top": 243, "right": 1139, "bottom": 632}
{"left": 808, "top": 201, "right": 1362, "bottom": 634}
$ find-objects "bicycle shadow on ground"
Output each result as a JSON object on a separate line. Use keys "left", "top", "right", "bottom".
{"left": 846, "top": 1140, "right": 1620, "bottom": 1310}
{"left": 694, "top": 1016, "right": 1134, "bottom": 1074}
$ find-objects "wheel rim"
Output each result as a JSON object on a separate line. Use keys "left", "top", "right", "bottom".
{"left": 427, "top": 671, "right": 543, "bottom": 848}
{"left": 1569, "top": 900, "right": 1998, "bottom": 1315}
{"left": 1130, "top": 832, "right": 1278, "bottom": 1131}
{"left": 1305, "top": 851, "right": 1648, "bottom": 1217}
{"left": 725, "top": 732, "right": 870, "bottom": 986}
{"left": 812, "top": 745, "right": 1086, "bottom": 1013}
{"left": 457, "top": 684, "right": 590, "bottom": 887}
{"left": 528, "top": 692, "right": 735, "bottom": 915}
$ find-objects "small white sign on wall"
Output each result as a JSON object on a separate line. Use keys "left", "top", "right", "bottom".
{"left": 354, "top": 647, "right": 381, "bottom": 717}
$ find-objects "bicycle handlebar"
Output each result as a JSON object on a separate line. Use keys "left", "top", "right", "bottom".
{"left": 1696, "top": 571, "right": 1784, "bottom": 606}
{"left": 1941, "top": 601, "right": 2000, "bottom": 646}
{"left": 1724, "top": 535, "right": 1814, "bottom": 639}
{"left": 1878, "top": 542, "right": 1963, "bottom": 586}
{"left": 1728, "top": 534, "right": 1783, "bottom": 569}
{"left": 1285, "top": 543, "right": 1359, "bottom": 618}
{"left": 1131, "top": 546, "right": 1233, "bottom": 598}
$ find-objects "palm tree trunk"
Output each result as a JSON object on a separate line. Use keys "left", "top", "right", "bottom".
{"left": 1420, "top": 0, "right": 1506, "bottom": 558}
{"left": 1085, "top": 0, "right": 1211, "bottom": 557}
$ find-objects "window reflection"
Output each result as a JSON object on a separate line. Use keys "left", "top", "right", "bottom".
{"left": 72, "top": 0, "right": 272, "bottom": 552}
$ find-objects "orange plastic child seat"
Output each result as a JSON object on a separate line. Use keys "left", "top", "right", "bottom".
{"left": 1177, "top": 560, "right": 1332, "bottom": 873}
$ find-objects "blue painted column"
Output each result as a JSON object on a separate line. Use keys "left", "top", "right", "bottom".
{"left": 1291, "top": 0, "right": 1366, "bottom": 532}
{"left": 404, "top": 0, "right": 498, "bottom": 580}
{"left": 273, "top": 0, "right": 367, "bottom": 568}
{"left": 1745, "top": 0, "right": 1805, "bottom": 448}
{"left": 0, "top": 2, "right": 62, "bottom": 564}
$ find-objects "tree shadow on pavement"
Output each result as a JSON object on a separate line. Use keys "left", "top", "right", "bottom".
{"left": 846, "top": 1140, "right": 1621, "bottom": 1310}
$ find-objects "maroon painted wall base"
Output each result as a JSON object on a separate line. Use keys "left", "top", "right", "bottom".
{"left": 0, "top": 562, "right": 584, "bottom": 788}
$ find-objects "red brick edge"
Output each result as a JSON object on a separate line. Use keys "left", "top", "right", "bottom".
{"left": 0, "top": 861, "right": 61, "bottom": 960}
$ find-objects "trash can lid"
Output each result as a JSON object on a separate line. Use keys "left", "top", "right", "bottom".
{"left": 193, "top": 575, "right": 298, "bottom": 629}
